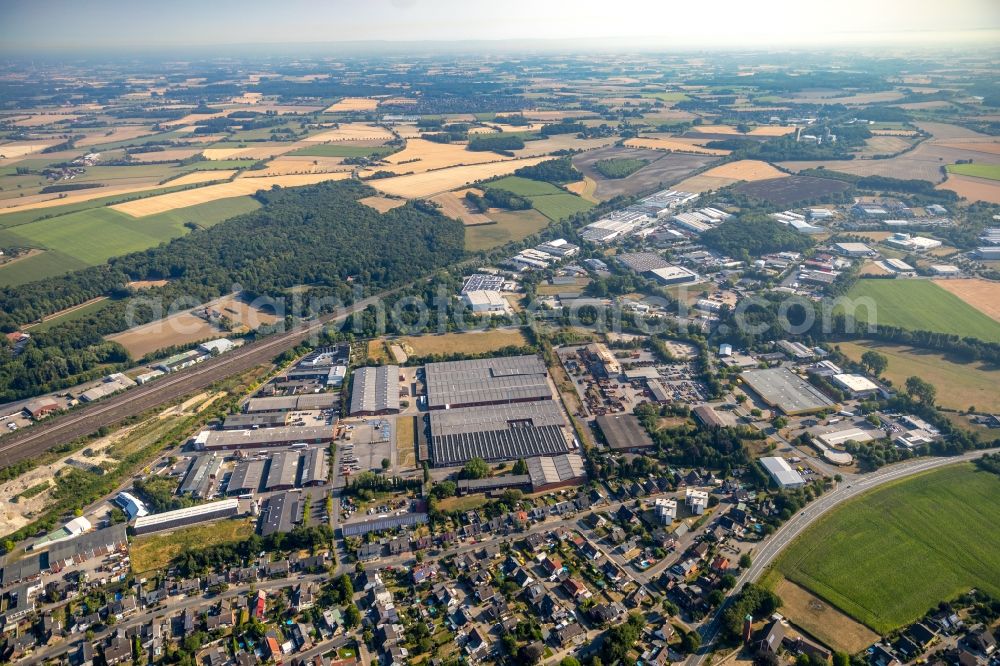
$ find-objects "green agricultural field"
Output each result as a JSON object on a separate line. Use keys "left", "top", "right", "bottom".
{"left": 487, "top": 176, "right": 564, "bottom": 197}
{"left": 841, "top": 279, "right": 1000, "bottom": 342}
{"left": 289, "top": 144, "right": 395, "bottom": 158}
{"left": 946, "top": 163, "right": 1000, "bottom": 181}
{"left": 0, "top": 251, "right": 88, "bottom": 287}
{"left": 777, "top": 464, "right": 1000, "bottom": 634}
{"left": 529, "top": 193, "right": 593, "bottom": 221}
{"left": 642, "top": 92, "right": 690, "bottom": 102}
{"left": 0, "top": 196, "right": 260, "bottom": 285}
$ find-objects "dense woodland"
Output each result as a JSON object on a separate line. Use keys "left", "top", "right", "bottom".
{"left": 701, "top": 216, "right": 814, "bottom": 258}
{"left": 0, "top": 181, "right": 465, "bottom": 401}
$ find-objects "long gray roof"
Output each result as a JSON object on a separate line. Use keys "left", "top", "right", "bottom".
{"left": 349, "top": 365, "right": 400, "bottom": 414}
{"left": 265, "top": 451, "right": 300, "bottom": 489}
{"left": 228, "top": 459, "right": 266, "bottom": 494}
{"left": 429, "top": 401, "right": 569, "bottom": 466}
{"left": 424, "top": 355, "right": 549, "bottom": 409}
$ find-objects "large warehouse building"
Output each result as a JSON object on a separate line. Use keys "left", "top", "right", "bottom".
{"left": 424, "top": 355, "right": 551, "bottom": 410}
{"left": 244, "top": 393, "right": 339, "bottom": 414}
{"left": 428, "top": 401, "right": 570, "bottom": 467}
{"left": 228, "top": 459, "right": 266, "bottom": 495}
{"left": 595, "top": 413, "right": 655, "bottom": 451}
{"left": 349, "top": 365, "right": 400, "bottom": 415}
{"left": 740, "top": 367, "right": 835, "bottom": 415}
{"left": 132, "top": 499, "right": 241, "bottom": 536}
{"left": 526, "top": 453, "right": 586, "bottom": 491}
{"left": 193, "top": 425, "right": 333, "bottom": 451}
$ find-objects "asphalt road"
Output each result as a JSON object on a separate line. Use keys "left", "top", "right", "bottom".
{"left": 685, "top": 447, "right": 999, "bottom": 664}
{"left": 0, "top": 294, "right": 385, "bottom": 472}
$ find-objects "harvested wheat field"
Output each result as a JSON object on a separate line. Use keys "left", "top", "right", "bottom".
{"left": 358, "top": 196, "right": 406, "bottom": 213}
{"left": 773, "top": 578, "right": 879, "bottom": 654}
{"left": 468, "top": 123, "right": 545, "bottom": 134}
{"left": 325, "top": 97, "right": 379, "bottom": 113}
{"left": 934, "top": 279, "right": 1000, "bottom": 322}
{"left": 624, "top": 137, "right": 729, "bottom": 156}
{"left": 855, "top": 136, "right": 915, "bottom": 158}
{"left": 10, "top": 113, "right": 79, "bottom": 127}
{"left": 871, "top": 129, "right": 921, "bottom": 137}
{"left": 0, "top": 142, "right": 59, "bottom": 160}
{"left": 375, "top": 138, "right": 510, "bottom": 174}
{"left": 202, "top": 144, "right": 294, "bottom": 160}
{"left": 162, "top": 110, "right": 231, "bottom": 127}
{"left": 0, "top": 182, "right": 162, "bottom": 215}
{"left": 252, "top": 156, "right": 350, "bottom": 176}
{"left": 168, "top": 170, "right": 237, "bottom": 186}
{"left": 128, "top": 279, "right": 170, "bottom": 289}
{"left": 565, "top": 177, "right": 599, "bottom": 203}
{"left": 369, "top": 157, "right": 547, "bottom": 198}
{"left": 673, "top": 160, "right": 786, "bottom": 193}
{"left": 77, "top": 126, "right": 156, "bottom": 146}
{"left": 111, "top": 172, "right": 351, "bottom": 217}
{"left": 938, "top": 175, "right": 1000, "bottom": 204}
{"left": 691, "top": 124, "right": 795, "bottom": 136}
{"left": 513, "top": 135, "right": 614, "bottom": 158}
{"left": 430, "top": 189, "right": 492, "bottom": 225}
{"left": 702, "top": 160, "right": 786, "bottom": 180}
{"left": 935, "top": 141, "right": 1000, "bottom": 156}
{"left": 303, "top": 123, "right": 394, "bottom": 142}
{"left": 108, "top": 312, "right": 222, "bottom": 358}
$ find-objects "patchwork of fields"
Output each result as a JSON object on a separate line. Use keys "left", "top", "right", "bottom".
{"left": 777, "top": 464, "right": 1000, "bottom": 634}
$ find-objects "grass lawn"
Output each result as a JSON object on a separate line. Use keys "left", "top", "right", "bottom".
{"left": 395, "top": 415, "right": 417, "bottom": 469}
{"left": 437, "top": 495, "right": 488, "bottom": 513}
{"left": 946, "top": 163, "right": 1000, "bottom": 181}
{"left": 529, "top": 192, "right": 594, "bottom": 221}
{"left": 776, "top": 464, "right": 1000, "bottom": 634}
{"left": 467, "top": 209, "right": 550, "bottom": 252}
{"left": 837, "top": 340, "right": 1000, "bottom": 412}
{"left": 130, "top": 518, "right": 253, "bottom": 573}
{"left": 289, "top": 144, "right": 394, "bottom": 158}
{"left": 841, "top": 279, "right": 1000, "bottom": 343}
{"left": 0, "top": 196, "right": 259, "bottom": 284}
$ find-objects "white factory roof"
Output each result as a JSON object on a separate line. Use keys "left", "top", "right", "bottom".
{"left": 133, "top": 498, "right": 239, "bottom": 530}
{"left": 463, "top": 291, "right": 507, "bottom": 308}
{"left": 759, "top": 456, "right": 806, "bottom": 488}
{"left": 832, "top": 373, "right": 880, "bottom": 393}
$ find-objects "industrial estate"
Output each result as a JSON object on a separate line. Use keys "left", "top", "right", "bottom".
{"left": 0, "top": 7, "right": 998, "bottom": 666}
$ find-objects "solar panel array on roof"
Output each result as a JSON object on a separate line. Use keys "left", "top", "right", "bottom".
{"left": 429, "top": 401, "right": 570, "bottom": 467}
{"left": 349, "top": 365, "right": 400, "bottom": 415}
{"left": 424, "top": 355, "right": 550, "bottom": 409}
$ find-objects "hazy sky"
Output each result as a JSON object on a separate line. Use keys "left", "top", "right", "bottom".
{"left": 2, "top": 0, "right": 999, "bottom": 51}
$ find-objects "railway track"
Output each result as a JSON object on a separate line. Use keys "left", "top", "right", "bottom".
{"left": 0, "top": 295, "right": 382, "bottom": 471}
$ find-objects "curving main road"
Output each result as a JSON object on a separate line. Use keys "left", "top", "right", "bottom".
{"left": 686, "top": 447, "right": 999, "bottom": 664}
{"left": 0, "top": 294, "right": 387, "bottom": 471}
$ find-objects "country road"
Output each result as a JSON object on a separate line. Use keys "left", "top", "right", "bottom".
{"left": 685, "top": 446, "right": 999, "bottom": 664}
{"left": 0, "top": 293, "right": 387, "bottom": 471}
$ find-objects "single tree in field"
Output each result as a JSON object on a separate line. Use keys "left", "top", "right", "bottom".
{"left": 861, "top": 350, "right": 888, "bottom": 377}
{"left": 905, "top": 376, "right": 936, "bottom": 406}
